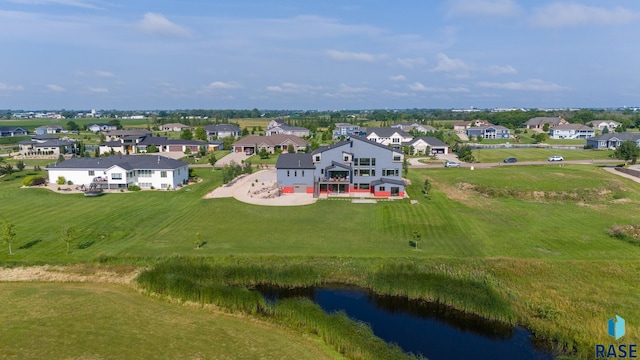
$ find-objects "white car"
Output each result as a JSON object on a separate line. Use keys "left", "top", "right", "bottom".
{"left": 548, "top": 155, "right": 564, "bottom": 162}
{"left": 444, "top": 161, "right": 461, "bottom": 168}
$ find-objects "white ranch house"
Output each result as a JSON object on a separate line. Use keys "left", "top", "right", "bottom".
{"left": 46, "top": 155, "right": 189, "bottom": 190}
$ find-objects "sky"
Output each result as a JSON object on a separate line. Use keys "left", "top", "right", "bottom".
{"left": 1, "top": 0, "right": 640, "bottom": 110}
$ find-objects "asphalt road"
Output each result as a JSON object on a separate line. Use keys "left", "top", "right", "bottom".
{"left": 408, "top": 158, "right": 621, "bottom": 169}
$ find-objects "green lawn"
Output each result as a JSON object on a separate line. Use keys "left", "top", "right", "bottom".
{"left": 0, "top": 282, "right": 340, "bottom": 360}
{"left": 473, "top": 148, "right": 615, "bottom": 163}
{"left": 1, "top": 164, "right": 639, "bottom": 357}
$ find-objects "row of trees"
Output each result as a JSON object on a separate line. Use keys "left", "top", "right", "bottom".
{"left": 1, "top": 222, "right": 76, "bottom": 255}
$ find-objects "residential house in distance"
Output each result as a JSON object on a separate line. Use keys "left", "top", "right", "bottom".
{"left": 99, "top": 135, "right": 207, "bottom": 155}
{"left": 162, "top": 123, "right": 190, "bottom": 132}
{"left": 402, "top": 137, "right": 449, "bottom": 155}
{"left": 333, "top": 123, "right": 362, "bottom": 139}
{"left": 276, "top": 136, "right": 405, "bottom": 197}
{"left": 0, "top": 126, "right": 28, "bottom": 137}
{"left": 524, "top": 117, "right": 567, "bottom": 130}
{"left": 46, "top": 155, "right": 189, "bottom": 190}
{"left": 586, "top": 133, "right": 640, "bottom": 149}
{"left": 19, "top": 136, "right": 76, "bottom": 156}
{"left": 87, "top": 123, "right": 118, "bottom": 133}
{"left": 266, "top": 120, "right": 310, "bottom": 137}
{"left": 35, "top": 125, "right": 64, "bottom": 135}
{"left": 365, "top": 128, "right": 413, "bottom": 150}
{"left": 549, "top": 124, "right": 595, "bottom": 139}
{"left": 391, "top": 123, "right": 436, "bottom": 134}
{"left": 232, "top": 135, "right": 308, "bottom": 155}
{"left": 453, "top": 119, "right": 489, "bottom": 134}
{"left": 105, "top": 129, "right": 152, "bottom": 141}
{"left": 204, "top": 124, "right": 241, "bottom": 139}
{"left": 467, "top": 124, "right": 511, "bottom": 139}
{"left": 586, "top": 120, "right": 621, "bottom": 131}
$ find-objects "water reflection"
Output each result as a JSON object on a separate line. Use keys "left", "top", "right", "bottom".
{"left": 255, "top": 284, "right": 555, "bottom": 360}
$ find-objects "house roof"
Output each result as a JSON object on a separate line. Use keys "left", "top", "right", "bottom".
{"left": 0, "top": 126, "right": 27, "bottom": 132}
{"left": 524, "top": 117, "right": 565, "bottom": 126}
{"left": 138, "top": 136, "right": 207, "bottom": 146}
{"left": 275, "top": 153, "right": 315, "bottom": 169}
{"left": 106, "top": 129, "right": 152, "bottom": 137}
{"left": 404, "top": 137, "right": 448, "bottom": 147}
{"left": 370, "top": 177, "right": 406, "bottom": 186}
{"left": 335, "top": 123, "right": 357, "bottom": 127}
{"left": 586, "top": 120, "right": 621, "bottom": 126}
{"left": 233, "top": 135, "right": 308, "bottom": 147}
{"left": 551, "top": 124, "right": 592, "bottom": 131}
{"left": 469, "top": 125, "right": 509, "bottom": 131}
{"left": 311, "top": 140, "right": 350, "bottom": 155}
{"left": 162, "top": 123, "right": 189, "bottom": 128}
{"left": 204, "top": 124, "right": 241, "bottom": 133}
{"left": 365, "top": 127, "right": 412, "bottom": 138}
{"left": 588, "top": 132, "right": 640, "bottom": 142}
{"left": 46, "top": 155, "right": 188, "bottom": 171}
{"left": 35, "top": 125, "right": 64, "bottom": 130}
{"left": 29, "top": 139, "right": 76, "bottom": 147}
{"left": 270, "top": 124, "right": 309, "bottom": 132}
{"left": 351, "top": 135, "right": 404, "bottom": 153}
{"left": 326, "top": 161, "right": 352, "bottom": 171}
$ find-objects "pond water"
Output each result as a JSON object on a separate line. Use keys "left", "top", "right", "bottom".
{"left": 257, "top": 285, "right": 556, "bottom": 360}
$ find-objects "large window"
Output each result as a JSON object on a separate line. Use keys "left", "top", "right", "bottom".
{"left": 161, "top": 171, "right": 167, "bottom": 178}
{"left": 88, "top": 170, "right": 95, "bottom": 176}
{"left": 111, "top": 173, "right": 122, "bottom": 180}
{"left": 138, "top": 170, "right": 154, "bottom": 177}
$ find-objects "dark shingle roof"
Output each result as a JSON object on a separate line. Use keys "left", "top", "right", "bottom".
{"left": 370, "top": 178, "right": 406, "bottom": 186}
{"left": 46, "top": 155, "right": 188, "bottom": 170}
{"left": 365, "top": 127, "right": 411, "bottom": 138}
{"left": 204, "top": 124, "right": 241, "bottom": 132}
{"left": 404, "top": 137, "right": 448, "bottom": 147}
{"left": 275, "top": 153, "right": 315, "bottom": 169}
{"left": 588, "top": 133, "right": 640, "bottom": 142}
{"left": 0, "top": 126, "right": 27, "bottom": 132}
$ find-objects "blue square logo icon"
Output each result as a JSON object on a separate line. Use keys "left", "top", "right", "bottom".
{"left": 608, "top": 315, "right": 625, "bottom": 340}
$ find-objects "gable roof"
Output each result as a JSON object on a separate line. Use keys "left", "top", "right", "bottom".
{"left": 35, "top": 125, "right": 64, "bottom": 130}
{"left": 588, "top": 132, "right": 640, "bottom": 142}
{"left": 370, "top": 177, "right": 406, "bottom": 186}
{"left": 551, "top": 124, "right": 592, "bottom": 131}
{"left": 524, "top": 117, "right": 565, "bottom": 126}
{"left": 233, "top": 135, "right": 308, "bottom": 147}
{"left": 0, "top": 126, "right": 28, "bottom": 132}
{"left": 162, "top": 122, "right": 189, "bottom": 128}
{"left": 269, "top": 124, "right": 309, "bottom": 131}
{"left": 275, "top": 153, "right": 315, "bottom": 169}
{"left": 404, "top": 137, "right": 448, "bottom": 147}
{"left": 106, "top": 129, "right": 152, "bottom": 137}
{"left": 46, "top": 155, "right": 188, "bottom": 171}
{"left": 366, "top": 127, "right": 412, "bottom": 138}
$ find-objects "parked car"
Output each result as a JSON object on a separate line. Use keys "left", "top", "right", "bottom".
{"left": 548, "top": 155, "right": 564, "bottom": 162}
{"left": 503, "top": 157, "right": 517, "bottom": 163}
{"left": 444, "top": 161, "right": 461, "bottom": 168}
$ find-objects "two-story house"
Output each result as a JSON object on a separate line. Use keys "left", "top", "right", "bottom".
{"left": 332, "top": 123, "right": 362, "bottom": 139}
{"left": 549, "top": 124, "right": 595, "bottom": 139}
{"left": 276, "top": 136, "right": 405, "bottom": 197}
{"left": 365, "top": 128, "right": 413, "bottom": 150}
{"left": 467, "top": 125, "right": 510, "bottom": 139}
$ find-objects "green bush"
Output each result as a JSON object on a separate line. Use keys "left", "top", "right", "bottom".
{"left": 128, "top": 185, "right": 141, "bottom": 192}
{"left": 21, "top": 175, "right": 46, "bottom": 187}
{"left": 56, "top": 176, "right": 66, "bottom": 185}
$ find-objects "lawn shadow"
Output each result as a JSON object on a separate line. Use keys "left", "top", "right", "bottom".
{"left": 18, "top": 239, "right": 42, "bottom": 249}
{"left": 77, "top": 240, "right": 95, "bottom": 250}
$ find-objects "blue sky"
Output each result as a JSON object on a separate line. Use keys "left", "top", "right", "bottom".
{"left": 1, "top": 0, "right": 640, "bottom": 110}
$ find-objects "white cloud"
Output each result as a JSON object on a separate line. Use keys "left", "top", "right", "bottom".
{"left": 432, "top": 53, "right": 471, "bottom": 77}
{"left": 382, "top": 90, "right": 411, "bottom": 97}
{"left": 88, "top": 87, "right": 108, "bottom": 93}
{"left": 477, "top": 79, "right": 567, "bottom": 91}
{"left": 47, "top": 84, "right": 66, "bottom": 92}
{"left": 136, "top": 13, "right": 189, "bottom": 37}
{"left": 409, "top": 82, "right": 470, "bottom": 93}
{"left": 448, "top": 0, "right": 519, "bottom": 17}
{"left": 394, "top": 57, "right": 427, "bottom": 69}
{"left": 0, "top": 83, "right": 24, "bottom": 92}
{"left": 324, "top": 83, "right": 373, "bottom": 98}
{"left": 487, "top": 65, "right": 517, "bottom": 75}
{"left": 530, "top": 3, "right": 640, "bottom": 28}
{"left": 389, "top": 75, "right": 406, "bottom": 81}
{"left": 95, "top": 70, "right": 114, "bottom": 78}
{"left": 326, "top": 49, "right": 378, "bottom": 62}
{"left": 265, "top": 82, "right": 322, "bottom": 94}
{"left": 409, "top": 82, "right": 427, "bottom": 91}
{"left": 203, "top": 81, "right": 243, "bottom": 90}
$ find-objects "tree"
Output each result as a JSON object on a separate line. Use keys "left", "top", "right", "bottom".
{"left": 614, "top": 140, "right": 640, "bottom": 165}
{"left": 208, "top": 154, "right": 217, "bottom": 166}
{"left": 4, "top": 164, "right": 14, "bottom": 176}
{"left": 403, "top": 157, "right": 409, "bottom": 175}
{"left": 222, "top": 135, "right": 235, "bottom": 150}
{"left": 198, "top": 146, "right": 207, "bottom": 157}
{"left": 147, "top": 144, "right": 159, "bottom": 153}
{"left": 602, "top": 126, "right": 610, "bottom": 134}
{"left": 108, "top": 119, "right": 123, "bottom": 130}
{"left": 194, "top": 127, "right": 207, "bottom": 141}
{"left": 2, "top": 221, "right": 16, "bottom": 255}
{"left": 242, "top": 127, "right": 250, "bottom": 136}
{"left": 412, "top": 230, "right": 421, "bottom": 251}
{"left": 456, "top": 144, "right": 476, "bottom": 163}
{"left": 15, "top": 160, "right": 25, "bottom": 172}
{"left": 194, "top": 232, "right": 202, "bottom": 249}
{"left": 184, "top": 147, "right": 192, "bottom": 156}
{"left": 180, "top": 128, "right": 193, "bottom": 140}
{"left": 66, "top": 120, "right": 80, "bottom": 132}
{"left": 61, "top": 226, "right": 76, "bottom": 254}
{"left": 287, "top": 143, "right": 295, "bottom": 153}
{"left": 243, "top": 160, "right": 253, "bottom": 174}
{"left": 258, "top": 147, "right": 270, "bottom": 159}
{"left": 542, "top": 123, "right": 550, "bottom": 132}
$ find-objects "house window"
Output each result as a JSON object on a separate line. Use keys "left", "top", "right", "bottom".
{"left": 161, "top": 171, "right": 167, "bottom": 178}
{"left": 359, "top": 184, "right": 370, "bottom": 190}
{"left": 88, "top": 170, "right": 95, "bottom": 176}
{"left": 393, "top": 155, "right": 401, "bottom": 162}
{"left": 111, "top": 173, "right": 122, "bottom": 180}
{"left": 371, "top": 158, "right": 376, "bottom": 166}
{"left": 392, "top": 138, "right": 400, "bottom": 143}
{"left": 161, "top": 183, "right": 169, "bottom": 189}
{"left": 380, "top": 186, "right": 385, "bottom": 191}
{"left": 344, "top": 156, "right": 349, "bottom": 161}
{"left": 320, "top": 169, "right": 324, "bottom": 175}
{"left": 302, "top": 170, "right": 304, "bottom": 177}
{"left": 315, "top": 155, "right": 320, "bottom": 162}
{"left": 353, "top": 184, "right": 358, "bottom": 190}
{"left": 294, "top": 171, "right": 297, "bottom": 177}
{"left": 287, "top": 170, "right": 290, "bottom": 177}
{"left": 353, "top": 158, "right": 358, "bottom": 166}
{"left": 360, "top": 158, "right": 370, "bottom": 166}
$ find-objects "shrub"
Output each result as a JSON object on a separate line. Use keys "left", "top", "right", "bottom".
{"left": 21, "top": 175, "right": 46, "bottom": 186}
{"left": 128, "top": 185, "right": 141, "bottom": 191}
{"left": 56, "top": 176, "right": 66, "bottom": 185}
{"left": 67, "top": 180, "right": 73, "bottom": 185}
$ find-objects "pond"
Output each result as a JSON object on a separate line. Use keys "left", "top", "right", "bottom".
{"left": 257, "top": 285, "right": 555, "bottom": 360}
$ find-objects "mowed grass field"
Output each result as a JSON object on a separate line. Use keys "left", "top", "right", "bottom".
{"left": 473, "top": 148, "right": 615, "bottom": 163}
{"left": 1, "top": 163, "right": 640, "bottom": 357}
{"left": 0, "top": 282, "right": 339, "bottom": 360}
